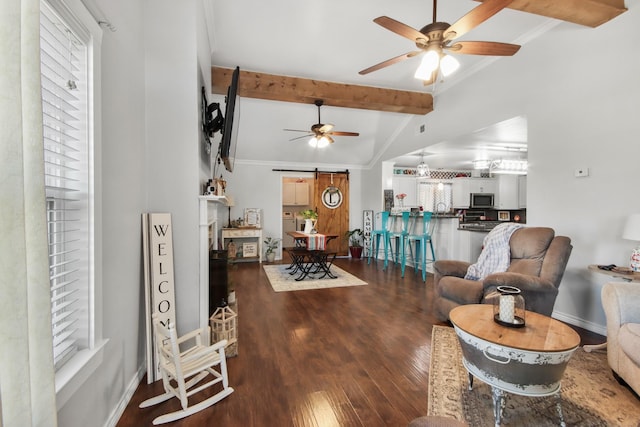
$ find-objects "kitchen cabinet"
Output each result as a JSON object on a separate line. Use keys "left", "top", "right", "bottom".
{"left": 452, "top": 177, "right": 496, "bottom": 208}
{"left": 222, "top": 228, "right": 262, "bottom": 263}
{"left": 495, "top": 175, "right": 518, "bottom": 209}
{"left": 518, "top": 175, "right": 527, "bottom": 208}
{"left": 283, "top": 182, "right": 309, "bottom": 206}
{"left": 494, "top": 175, "right": 527, "bottom": 209}
{"left": 392, "top": 177, "right": 418, "bottom": 207}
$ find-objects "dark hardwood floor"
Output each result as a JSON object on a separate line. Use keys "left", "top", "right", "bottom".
{"left": 116, "top": 258, "right": 605, "bottom": 427}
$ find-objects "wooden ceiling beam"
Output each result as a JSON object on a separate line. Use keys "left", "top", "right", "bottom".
{"left": 211, "top": 67, "right": 433, "bottom": 115}
{"left": 477, "top": 0, "right": 626, "bottom": 28}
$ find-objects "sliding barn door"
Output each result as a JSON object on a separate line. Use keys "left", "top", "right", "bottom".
{"left": 314, "top": 172, "right": 349, "bottom": 256}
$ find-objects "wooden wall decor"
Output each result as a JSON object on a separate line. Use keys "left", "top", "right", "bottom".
{"left": 142, "top": 213, "right": 177, "bottom": 383}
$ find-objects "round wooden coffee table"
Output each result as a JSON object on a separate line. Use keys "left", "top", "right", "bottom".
{"left": 449, "top": 304, "right": 580, "bottom": 427}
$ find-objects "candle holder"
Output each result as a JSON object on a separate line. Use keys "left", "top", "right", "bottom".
{"left": 492, "top": 286, "right": 525, "bottom": 328}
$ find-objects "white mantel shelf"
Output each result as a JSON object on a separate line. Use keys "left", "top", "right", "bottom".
{"left": 198, "top": 194, "right": 231, "bottom": 206}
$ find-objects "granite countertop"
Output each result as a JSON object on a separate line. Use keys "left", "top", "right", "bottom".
{"left": 390, "top": 211, "right": 459, "bottom": 218}
{"left": 458, "top": 221, "right": 501, "bottom": 232}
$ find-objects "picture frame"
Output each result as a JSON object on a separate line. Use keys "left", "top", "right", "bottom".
{"left": 242, "top": 242, "right": 258, "bottom": 258}
{"left": 244, "top": 208, "right": 262, "bottom": 227}
{"left": 498, "top": 211, "right": 511, "bottom": 221}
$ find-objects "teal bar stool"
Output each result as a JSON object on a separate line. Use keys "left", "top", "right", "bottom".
{"left": 368, "top": 211, "right": 391, "bottom": 269}
{"left": 406, "top": 212, "right": 436, "bottom": 282}
{"left": 388, "top": 211, "right": 411, "bottom": 276}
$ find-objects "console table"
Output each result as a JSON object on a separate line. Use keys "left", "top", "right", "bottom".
{"left": 222, "top": 228, "right": 262, "bottom": 263}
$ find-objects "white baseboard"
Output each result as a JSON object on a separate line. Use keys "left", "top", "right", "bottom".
{"left": 552, "top": 310, "right": 607, "bottom": 337}
{"left": 104, "top": 364, "right": 146, "bottom": 427}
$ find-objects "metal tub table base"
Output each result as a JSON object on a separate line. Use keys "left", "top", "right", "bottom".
{"left": 453, "top": 326, "right": 577, "bottom": 427}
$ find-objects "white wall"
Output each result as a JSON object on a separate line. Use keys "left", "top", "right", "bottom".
{"left": 57, "top": 1, "right": 211, "bottom": 426}
{"left": 365, "top": 5, "right": 640, "bottom": 334}
{"left": 144, "top": 0, "right": 203, "bottom": 334}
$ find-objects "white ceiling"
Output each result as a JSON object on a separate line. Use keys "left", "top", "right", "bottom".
{"left": 206, "top": 0, "right": 560, "bottom": 170}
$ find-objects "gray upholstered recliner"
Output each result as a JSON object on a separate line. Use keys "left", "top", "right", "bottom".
{"left": 602, "top": 282, "right": 640, "bottom": 396}
{"left": 433, "top": 227, "right": 572, "bottom": 322}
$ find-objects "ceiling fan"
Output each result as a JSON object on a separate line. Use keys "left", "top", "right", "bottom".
{"left": 359, "top": 0, "right": 521, "bottom": 85}
{"left": 284, "top": 100, "right": 359, "bottom": 148}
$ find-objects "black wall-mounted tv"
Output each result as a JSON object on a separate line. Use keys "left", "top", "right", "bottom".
{"left": 220, "top": 66, "right": 240, "bottom": 172}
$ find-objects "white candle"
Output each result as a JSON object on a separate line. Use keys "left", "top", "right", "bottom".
{"left": 499, "top": 295, "right": 515, "bottom": 323}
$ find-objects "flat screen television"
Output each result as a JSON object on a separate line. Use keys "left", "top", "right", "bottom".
{"left": 220, "top": 66, "right": 240, "bottom": 172}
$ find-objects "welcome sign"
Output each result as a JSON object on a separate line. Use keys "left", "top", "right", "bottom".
{"left": 142, "top": 213, "right": 177, "bottom": 383}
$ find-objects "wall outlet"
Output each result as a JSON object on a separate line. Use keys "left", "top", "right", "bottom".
{"left": 574, "top": 167, "right": 589, "bottom": 177}
{"left": 416, "top": 123, "right": 426, "bottom": 134}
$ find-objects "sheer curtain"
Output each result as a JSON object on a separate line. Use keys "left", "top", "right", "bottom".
{"left": 0, "top": 0, "right": 58, "bottom": 425}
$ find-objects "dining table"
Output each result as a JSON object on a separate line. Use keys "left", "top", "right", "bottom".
{"left": 285, "top": 231, "right": 339, "bottom": 281}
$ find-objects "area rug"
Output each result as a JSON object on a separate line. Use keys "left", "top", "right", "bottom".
{"left": 263, "top": 264, "right": 367, "bottom": 292}
{"left": 428, "top": 325, "right": 640, "bottom": 426}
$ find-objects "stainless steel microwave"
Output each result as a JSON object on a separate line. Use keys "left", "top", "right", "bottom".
{"left": 470, "top": 193, "right": 495, "bottom": 208}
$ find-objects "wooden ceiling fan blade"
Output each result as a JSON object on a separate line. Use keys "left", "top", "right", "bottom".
{"left": 359, "top": 50, "right": 422, "bottom": 75}
{"left": 330, "top": 131, "right": 360, "bottom": 137}
{"left": 319, "top": 124, "right": 334, "bottom": 133}
{"left": 448, "top": 41, "right": 520, "bottom": 56}
{"left": 326, "top": 136, "right": 335, "bottom": 144}
{"left": 284, "top": 128, "right": 314, "bottom": 133}
{"left": 444, "top": 0, "right": 515, "bottom": 41}
{"left": 373, "top": 16, "right": 426, "bottom": 43}
{"left": 289, "top": 134, "right": 313, "bottom": 142}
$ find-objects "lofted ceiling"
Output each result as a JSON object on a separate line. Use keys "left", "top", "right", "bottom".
{"left": 205, "top": 0, "right": 625, "bottom": 170}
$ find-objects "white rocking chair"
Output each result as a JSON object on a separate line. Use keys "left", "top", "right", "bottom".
{"left": 139, "top": 315, "right": 234, "bottom": 425}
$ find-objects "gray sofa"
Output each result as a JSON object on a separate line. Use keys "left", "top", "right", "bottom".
{"left": 433, "top": 227, "right": 572, "bottom": 322}
{"left": 602, "top": 282, "right": 640, "bottom": 396}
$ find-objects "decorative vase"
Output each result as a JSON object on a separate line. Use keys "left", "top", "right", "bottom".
{"left": 266, "top": 252, "right": 275, "bottom": 263}
{"left": 349, "top": 246, "right": 363, "bottom": 259}
{"left": 303, "top": 219, "right": 315, "bottom": 234}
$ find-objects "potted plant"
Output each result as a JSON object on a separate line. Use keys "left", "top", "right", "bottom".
{"left": 344, "top": 228, "right": 364, "bottom": 259}
{"left": 263, "top": 237, "right": 281, "bottom": 263}
{"left": 299, "top": 209, "right": 318, "bottom": 233}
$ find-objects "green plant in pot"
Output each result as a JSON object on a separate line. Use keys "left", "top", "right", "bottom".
{"left": 344, "top": 228, "right": 364, "bottom": 259}
{"left": 263, "top": 237, "right": 281, "bottom": 263}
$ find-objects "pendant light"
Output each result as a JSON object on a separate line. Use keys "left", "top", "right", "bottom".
{"left": 416, "top": 153, "right": 431, "bottom": 178}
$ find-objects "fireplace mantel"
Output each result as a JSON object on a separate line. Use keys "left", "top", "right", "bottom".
{"left": 198, "top": 195, "right": 231, "bottom": 330}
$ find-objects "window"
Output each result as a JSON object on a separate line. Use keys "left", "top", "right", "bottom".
{"left": 41, "top": 0, "right": 90, "bottom": 371}
{"left": 418, "top": 181, "right": 453, "bottom": 213}
{"left": 40, "top": 0, "right": 105, "bottom": 404}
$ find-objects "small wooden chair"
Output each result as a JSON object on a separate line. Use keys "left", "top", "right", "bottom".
{"left": 139, "top": 314, "right": 234, "bottom": 424}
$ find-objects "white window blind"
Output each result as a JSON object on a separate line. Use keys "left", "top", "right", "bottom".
{"left": 418, "top": 181, "right": 453, "bottom": 212}
{"left": 40, "top": 1, "right": 90, "bottom": 371}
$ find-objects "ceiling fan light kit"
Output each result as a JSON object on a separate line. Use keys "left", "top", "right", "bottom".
{"left": 309, "top": 135, "right": 331, "bottom": 148}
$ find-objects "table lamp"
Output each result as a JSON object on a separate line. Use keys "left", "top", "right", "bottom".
{"left": 226, "top": 195, "right": 235, "bottom": 228}
{"left": 622, "top": 213, "right": 640, "bottom": 272}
